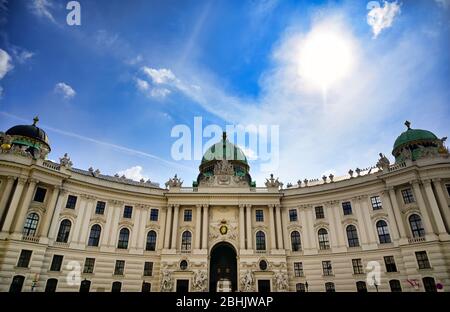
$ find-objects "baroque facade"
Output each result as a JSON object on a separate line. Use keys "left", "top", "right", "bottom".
{"left": 0, "top": 118, "right": 450, "bottom": 292}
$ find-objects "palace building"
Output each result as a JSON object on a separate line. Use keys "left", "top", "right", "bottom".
{"left": 0, "top": 118, "right": 449, "bottom": 292}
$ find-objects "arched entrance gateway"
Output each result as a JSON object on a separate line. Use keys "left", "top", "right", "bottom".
{"left": 209, "top": 242, "right": 237, "bottom": 292}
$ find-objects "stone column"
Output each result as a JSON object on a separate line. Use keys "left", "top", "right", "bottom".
{"left": 306, "top": 207, "right": 316, "bottom": 249}
{"left": 12, "top": 178, "right": 38, "bottom": 235}
{"left": 245, "top": 204, "right": 252, "bottom": 250}
{"left": 201, "top": 204, "right": 209, "bottom": 249}
{"left": 107, "top": 201, "right": 122, "bottom": 247}
{"left": 194, "top": 204, "right": 202, "bottom": 250}
{"left": 361, "top": 197, "right": 378, "bottom": 245}
{"left": 0, "top": 176, "right": 15, "bottom": 223}
{"left": 101, "top": 200, "right": 115, "bottom": 247}
{"left": 381, "top": 190, "right": 400, "bottom": 241}
{"left": 353, "top": 197, "right": 369, "bottom": 246}
{"left": 423, "top": 180, "right": 447, "bottom": 236}
{"left": 388, "top": 188, "right": 407, "bottom": 239}
{"left": 157, "top": 207, "right": 166, "bottom": 250}
{"left": 432, "top": 179, "right": 450, "bottom": 232}
{"left": 330, "top": 202, "right": 345, "bottom": 247}
{"left": 72, "top": 195, "right": 88, "bottom": 245}
{"left": 39, "top": 185, "right": 60, "bottom": 238}
{"left": 48, "top": 188, "right": 67, "bottom": 240}
{"left": 299, "top": 207, "right": 311, "bottom": 250}
{"left": 411, "top": 181, "right": 435, "bottom": 238}
{"left": 275, "top": 204, "right": 284, "bottom": 249}
{"left": 164, "top": 204, "right": 173, "bottom": 249}
{"left": 1, "top": 177, "right": 26, "bottom": 233}
{"left": 326, "top": 202, "right": 339, "bottom": 249}
{"left": 268, "top": 204, "right": 277, "bottom": 250}
{"left": 171, "top": 204, "right": 179, "bottom": 249}
{"left": 137, "top": 206, "right": 148, "bottom": 250}
{"left": 78, "top": 197, "right": 95, "bottom": 244}
{"left": 130, "top": 205, "right": 142, "bottom": 249}
{"left": 239, "top": 204, "right": 245, "bottom": 250}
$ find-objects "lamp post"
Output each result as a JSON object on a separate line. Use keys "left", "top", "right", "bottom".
{"left": 373, "top": 275, "right": 379, "bottom": 292}
{"left": 305, "top": 281, "right": 309, "bottom": 292}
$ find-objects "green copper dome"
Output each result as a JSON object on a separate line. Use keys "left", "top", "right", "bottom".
{"left": 393, "top": 128, "right": 438, "bottom": 151}
{"left": 392, "top": 121, "right": 442, "bottom": 163}
{"left": 201, "top": 138, "right": 248, "bottom": 165}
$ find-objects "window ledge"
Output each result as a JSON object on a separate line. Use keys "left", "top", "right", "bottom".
{"left": 418, "top": 267, "right": 433, "bottom": 272}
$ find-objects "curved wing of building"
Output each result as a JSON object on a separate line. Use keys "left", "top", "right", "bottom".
{"left": 0, "top": 119, "right": 449, "bottom": 292}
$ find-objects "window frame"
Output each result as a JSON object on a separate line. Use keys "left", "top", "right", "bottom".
{"left": 33, "top": 187, "right": 47, "bottom": 203}
{"left": 346, "top": 224, "right": 360, "bottom": 247}
{"left": 315, "top": 206, "right": 325, "bottom": 219}
{"left": 290, "top": 231, "right": 302, "bottom": 251}
{"left": 56, "top": 219, "right": 72, "bottom": 243}
{"left": 83, "top": 258, "right": 95, "bottom": 274}
{"left": 123, "top": 205, "right": 133, "bottom": 219}
{"left": 342, "top": 201, "right": 352, "bottom": 215}
{"left": 114, "top": 260, "right": 125, "bottom": 276}
{"left": 117, "top": 228, "right": 130, "bottom": 249}
{"left": 384, "top": 255, "right": 398, "bottom": 273}
{"left": 289, "top": 209, "right": 298, "bottom": 222}
{"left": 181, "top": 231, "right": 192, "bottom": 251}
{"left": 146, "top": 230, "right": 157, "bottom": 251}
{"left": 95, "top": 201, "right": 106, "bottom": 215}
{"left": 322, "top": 260, "right": 333, "bottom": 276}
{"left": 255, "top": 209, "right": 264, "bottom": 222}
{"left": 318, "top": 228, "right": 330, "bottom": 250}
{"left": 183, "top": 209, "right": 192, "bottom": 222}
{"left": 352, "top": 258, "right": 364, "bottom": 274}
{"left": 376, "top": 220, "right": 392, "bottom": 244}
{"left": 17, "top": 250, "right": 32, "bottom": 268}
{"left": 294, "top": 262, "right": 304, "bottom": 277}
{"left": 415, "top": 251, "right": 431, "bottom": 269}
{"left": 65, "top": 195, "right": 77, "bottom": 209}
{"left": 401, "top": 188, "right": 415, "bottom": 204}
{"left": 370, "top": 196, "right": 383, "bottom": 210}
{"left": 49, "top": 254, "right": 64, "bottom": 272}
{"left": 144, "top": 261, "right": 153, "bottom": 276}
{"left": 409, "top": 214, "right": 425, "bottom": 238}
{"left": 150, "top": 208, "right": 159, "bottom": 221}
{"left": 255, "top": 230, "right": 266, "bottom": 251}
{"left": 23, "top": 212, "right": 39, "bottom": 237}
{"left": 88, "top": 224, "right": 102, "bottom": 247}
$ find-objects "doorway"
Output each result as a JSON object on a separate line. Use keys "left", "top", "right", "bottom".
{"left": 209, "top": 242, "right": 237, "bottom": 292}
{"left": 176, "top": 279, "right": 189, "bottom": 292}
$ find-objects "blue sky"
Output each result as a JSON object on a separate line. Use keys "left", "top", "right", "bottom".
{"left": 0, "top": 0, "right": 449, "bottom": 186}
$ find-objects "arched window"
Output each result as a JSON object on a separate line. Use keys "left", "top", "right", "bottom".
{"left": 256, "top": 231, "right": 266, "bottom": 251}
{"left": 318, "top": 228, "right": 330, "bottom": 250}
{"left": 389, "top": 279, "right": 402, "bottom": 292}
{"left": 23, "top": 213, "right": 39, "bottom": 237}
{"left": 346, "top": 225, "right": 360, "bottom": 247}
{"left": 291, "top": 231, "right": 302, "bottom": 251}
{"left": 423, "top": 277, "right": 437, "bottom": 292}
{"left": 79, "top": 280, "right": 91, "bottom": 292}
{"left": 9, "top": 275, "right": 25, "bottom": 293}
{"left": 88, "top": 224, "right": 101, "bottom": 247}
{"left": 45, "top": 278, "right": 58, "bottom": 292}
{"left": 146, "top": 231, "right": 157, "bottom": 251}
{"left": 112, "top": 281, "right": 122, "bottom": 292}
{"left": 181, "top": 231, "right": 192, "bottom": 251}
{"left": 356, "top": 281, "right": 367, "bottom": 292}
{"left": 325, "top": 282, "right": 335, "bottom": 292}
{"left": 296, "top": 283, "right": 306, "bottom": 292}
{"left": 117, "top": 228, "right": 130, "bottom": 249}
{"left": 376, "top": 220, "right": 391, "bottom": 244}
{"left": 56, "top": 219, "right": 72, "bottom": 243}
{"left": 409, "top": 214, "right": 425, "bottom": 238}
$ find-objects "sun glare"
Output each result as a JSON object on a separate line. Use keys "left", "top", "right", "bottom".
{"left": 298, "top": 27, "right": 355, "bottom": 92}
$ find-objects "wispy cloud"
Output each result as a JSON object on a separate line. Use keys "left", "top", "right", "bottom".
{"left": 29, "top": 0, "right": 56, "bottom": 23}
{"left": 367, "top": 1, "right": 401, "bottom": 38}
{"left": 435, "top": 0, "right": 449, "bottom": 9}
{"left": 54, "top": 82, "right": 76, "bottom": 99}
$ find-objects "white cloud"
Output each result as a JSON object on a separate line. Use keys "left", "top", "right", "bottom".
{"left": 54, "top": 82, "right": 76, "bottom": 99}
{"left": 142, "top": 67, "right": 177, "bottom": 84}
{"left": 367, "top": 1, "right": 401, "bottom": 38}
{"left": 135, "top": 78, "right": 149, "bottom": 91}
{"left": 29, "top": 0, "right": 56, "bottom": 23}
{"left": 10, "top": 46, "right": 34, "bottom": 64}
{"left": 0, "top": 49, "right": 13, "bottom": 79}
{"left": 117, "top": 166, "right": 148, "bottom": 181}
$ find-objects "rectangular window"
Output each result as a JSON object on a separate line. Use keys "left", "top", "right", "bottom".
{"left": 33, "top": 187, "right": 47, "bottom": 203}
{"left": 342, "top": 201, "right": 352, "bottom": 215}
{"left": 294, "top": 262, "right": 304, "bottom": 277}
{"left": 144, "top": 262, "right": 153, "bottom": 276}
{"left": 184, "top": 209, "right": 192, "bottom": 222}
{"left": 123, "top": 206, "right": 133, "bottom": 218}
{"left": 289, "top": 209, "right": 298, "bottom": 222}
{"left": 255, "top": 209, "right": 264, "bottom": 222}
{"left": 322, "top": 261, "right": 333, "bottom": 276}
{"left": 50, "top": 255, "right": 64, "bottom": 271}
{"left": 17, "top": 250, "right": 32, "bottom": 268}
{"left": 371, "top": 196, "right": 383, "bottom": 210}
{"left": 95, "top": 201, "right": 106, "bottom": 215}
{"left": 150, "top": 209, "right": 159, "bottom": 221}
{"left": 415, "top": 251, "right": 431, "bottom": 269}
{"left": 352, "top": 259, "right": 364, "bottom": 274}
{"left": 315, "top": 206, "right": 324, "bottom": 219}
{"left": 401, "top": 188, "right": 415, "bottom": 204}
{"left": 66, "top": 195, "right": 77, "bottom": 209}
{"left": 114, "top": 260, "right": 125, "bottom": 275}
{"left": 384, "top": 256, "right": 398, "bottom": 272}
{"left": 83, "top": 258, "right": 95, "bottom": 274}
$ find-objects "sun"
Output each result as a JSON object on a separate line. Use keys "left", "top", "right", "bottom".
{"left": 297, "top": 27, "right": 355, "bottom": 92}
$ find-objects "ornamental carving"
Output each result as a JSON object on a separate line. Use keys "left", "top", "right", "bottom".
{"left": 165, "top": 174, "right": 183, "bottom": 189}
{"left": 199, "top": 160, "right": 248, "bottom": 187}
{"left": 59, "top": 153, "right": 73, "bottom": 168}
{"left": 273, "top": 271, "right": 289, "bottom": 291}
{"left": 209, "top": 220, "right": 237, "bottom": 242}
{"left": 265, "top": 174, "right": 283, "bottom": 189}
{"left": 160, "top": 269, "right": 173, "bottom": 292}
{"left": 192, "top": 270, "right": 208, "bottom": 292}
{"left": 376, "top": 153, "right": 390, "bottom": 171}
{"left": 240, "top": 270, "right": 255, "bottom": 292}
